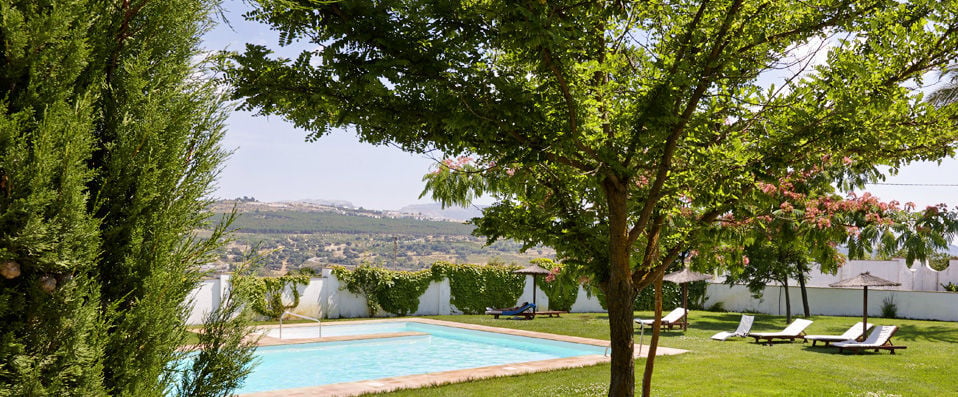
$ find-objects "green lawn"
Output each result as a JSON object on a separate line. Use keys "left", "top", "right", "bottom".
{"left": 364, "top": 311, "right": 958, "bottom": 396}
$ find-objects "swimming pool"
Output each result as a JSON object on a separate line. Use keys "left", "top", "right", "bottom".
{"left": 237, "top": 320, "right": 607, "bottom": 395}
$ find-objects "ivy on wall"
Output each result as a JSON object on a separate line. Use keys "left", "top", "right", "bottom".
{"left": 231, "top": 270, "right": 311, "bottom": 320}
{"left": 332, "top": 262, "right": 526, "bottom": 316}
{"left": 431, "top": 261, "right": 524, "bottom": 314}
{"left": 533, "top": 258, "right": 580, "bottom": 312}
{"left": 330, "top": 264, "right": 435, "bottom": 317}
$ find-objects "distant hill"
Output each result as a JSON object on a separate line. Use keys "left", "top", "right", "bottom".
{"left": 398, "top": 203, "right": 484, "bottom": 221}
{"left": 287, "top": 198, "right": 355, "bottom": 208}
{"left": 204, "top": 199, "right": 553, "bottom": 274}
{"left": 215, "top": 209, "right": 474, "bottom": 236}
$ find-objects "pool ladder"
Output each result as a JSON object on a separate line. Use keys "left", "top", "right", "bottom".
{"left": 279, "top": 311, "right": 322, "bottom": 339}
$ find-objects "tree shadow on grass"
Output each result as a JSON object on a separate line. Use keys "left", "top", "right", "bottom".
{"left": 681, "top": 313, "right": 748, "bottom": 332}
{"left": 894, "top": 323, "right": 958, "bottom": 343}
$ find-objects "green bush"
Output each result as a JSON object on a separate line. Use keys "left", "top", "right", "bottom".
{"left": 231, "top": 270, "right": 311, "bottom": 320}
{"left": 881, "top": 296, "right": 898, "bottom": 319}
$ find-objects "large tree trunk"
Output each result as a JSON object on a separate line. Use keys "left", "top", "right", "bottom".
{"left": 641, "top": 274, "right": 665, "bottom": 397}
{"left": 797, "top": 272, "right": 810, "bottom": 317}
{"left": 782, "top": 277, "right": 792, "bottom": 324}
{"left": 605, "top": 179, "right": 635, "bottom": 397}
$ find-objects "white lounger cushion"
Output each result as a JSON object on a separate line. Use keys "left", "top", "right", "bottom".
{"left": 711, "top": 315, "right": 754, "bottom": 341}
{"left": 749, "top": 318, "right": 813, "bottom": 338}
{"left": 833, "top": 325, "right": 897, "bottom": 348}
{"left": 635, "top": 307, "right": 686, "bottom": 325}
{"left": 805, "top": 322, "right": 872, "bottom": 343}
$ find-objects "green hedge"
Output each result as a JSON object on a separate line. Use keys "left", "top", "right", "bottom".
{"left": 330, "top": 264, "right": 434, "bottom": 316}
{"left": 432, "top": 262, "right": 525, "bottom": 314}
{"left": 333, "top": 262, "right": 526, "bottom": 316}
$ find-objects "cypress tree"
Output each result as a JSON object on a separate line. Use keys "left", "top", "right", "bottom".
{"left": 0, "top": 0, "right": 251, "bottom": 395}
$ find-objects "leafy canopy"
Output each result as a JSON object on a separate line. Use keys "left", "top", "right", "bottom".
{"left": 226, "top": 1, "right": 958, "bottom": 394}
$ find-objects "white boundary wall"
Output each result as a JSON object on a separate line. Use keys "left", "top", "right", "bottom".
{"left": 187, "top": 261, "right": 958, "bottom": 325}
{"left": 803, "top": 259, "right": 958, "bottom": 291}
{"left": 186, "top": 268, "right": 605, "bottom": 325}
{"left": 705, "top": 283, "right": 958, "bottom": 322}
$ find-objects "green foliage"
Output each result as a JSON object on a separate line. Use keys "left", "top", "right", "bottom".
{"left": 533, "top": 259, "right": 580, "bottom": 312}
{"left": 175, "top": 285, "right": 257, "bottom": 397}
{"left": 232, "top": 270, "right": 311, "bottom": 320}
{"left": 228, "top": 1, "right": 958, "bottom": 394}
{"left": 0, "top": 0, "right": 253, "bottom": 394}
{"left": 331, "top": 264, "right": 435, "bottom": 317}
{"left": 633, "top": 281, "right": 707, "bottom": 312}
{"left": 881, "top": 296, "right": 898, "bottom": 319}
{"left": 942, "top": 282, "right": 958, "bottom": 292}
{"left": 431, "top": 262, "right": 525, "bottom": 315}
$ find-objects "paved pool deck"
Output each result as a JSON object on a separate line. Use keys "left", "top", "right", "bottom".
{"left": 240, "top": 317, "right": 687, "bottom": 397}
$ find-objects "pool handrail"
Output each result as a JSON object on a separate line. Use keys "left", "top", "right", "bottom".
{"left": 279, "top": 311, "right": 322, "bottom": 339}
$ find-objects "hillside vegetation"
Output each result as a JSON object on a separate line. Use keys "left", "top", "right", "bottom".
{"left": 217, "top": 210, "right": 476, "bottom": 235}
{"left": 205, "top": 201, "right": 553, "bottom": 274}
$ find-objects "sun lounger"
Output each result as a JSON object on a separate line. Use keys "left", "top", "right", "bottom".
{"left": 749, "top": 318, "right": 813, "bottom": 345}
{"left": 832, "top": 325, "right": 907, "bottom": 354}
{"left": 635, "top": 307, "right": 688, "bottom": 330}
{"left": 485, "top": 302, "right": 535, "bottom": 319}
{"left": 711, "top": 314, "right": 754, "bottom": 341}
{"left": 804, "top": 322, "right": 873, "bottom": 346}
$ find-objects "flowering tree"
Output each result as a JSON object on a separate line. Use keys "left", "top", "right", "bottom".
{"left": 703, "top": 160, "right": 958, "bottom": 322}
{"left": 227, "top": 1, "right": 958, "bottom": 395}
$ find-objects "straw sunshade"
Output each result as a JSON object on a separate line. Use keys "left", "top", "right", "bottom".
{"left": 513, "top": 264, "right": 551, "bottom": 314}
{"left": 829, "top": 272, "right": 901, "bottom": 339}
{"left": 663, "top": 267, "right": 712, "bottom": 330}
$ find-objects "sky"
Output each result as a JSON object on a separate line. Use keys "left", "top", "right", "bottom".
{"left": 204, "top": 1, "right": 958, "bottom": 211}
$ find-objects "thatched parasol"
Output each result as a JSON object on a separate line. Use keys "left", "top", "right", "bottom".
{"left": 513, "top": 264, "right": 551, "bottom": 314}
{"left": 663, "top": 267, "right": 712, "bottom": 330}
{"left": 829, "top": 272, "right": 900, "bottom": 339}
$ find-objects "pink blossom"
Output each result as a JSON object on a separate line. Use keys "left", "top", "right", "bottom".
{"left": 545, "top": 267, "right": 561, "bottom": 283}
{"left": 742, "top": 256, "right": 750, "bottom": 266}
{"left": 757, "top": 182, "right": 777, "bottom": 194}
{"left": 635, "top": 175, "right": 650, "bottom": 187}
{"left": 905, "top": 202, "right": 916, "bottom": 211}
{"left": 816, "top": 217, "right": 832, "bottom": 228}
{"left": 505, "top": 168, "right": 516, "bottom": 176}
{"left": 842, "top": 156, "right": 853, "bottom": 165}
{"left": 845, "top": 226, "right": 861, "bottom": 237}
{"left": 780, "top": 201, "right": 794, "bottom": 212}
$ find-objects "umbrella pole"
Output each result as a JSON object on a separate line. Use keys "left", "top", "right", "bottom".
{"left": 532, "top": 276, "right": 537, "bottom": 314}
{"left": 863, "top": 285, "right": 868, "bottom": 339}
{"left": 682, "top": 284, "right": 689, "bottom": 331}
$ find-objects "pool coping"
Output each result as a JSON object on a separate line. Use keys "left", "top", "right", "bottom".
{"left": 238, "top": 318, "right": 687, "bottom": 397}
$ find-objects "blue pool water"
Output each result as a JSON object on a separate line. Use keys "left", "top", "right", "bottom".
{"left": 236, "top": 321, "right": 605, "bottom": 394}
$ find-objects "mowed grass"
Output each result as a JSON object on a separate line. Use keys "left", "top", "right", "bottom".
{"left": 366, "top": 311, "right": 958, "bottom": 396}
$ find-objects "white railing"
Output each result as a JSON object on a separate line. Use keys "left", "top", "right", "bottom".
{"left": 279, "top": 311, "right": 322, "bottom": 339}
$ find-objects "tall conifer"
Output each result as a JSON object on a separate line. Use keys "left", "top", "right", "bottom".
{"left": 0, "top": 1, "right": 251, "bottom": 395}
